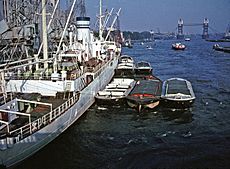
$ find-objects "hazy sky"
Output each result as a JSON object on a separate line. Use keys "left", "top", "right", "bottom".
{"left": 85, "top": 0, "right": 230, "bottom": 34}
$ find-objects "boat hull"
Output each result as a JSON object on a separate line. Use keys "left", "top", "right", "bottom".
{"left": 0, "top": 58, "right": 118, "bottom": 168}
{"left": 135, "top": 69, "right": 152, "bottom": 75}
{"left": 126, "top": 78, "right": 162, "bottom": 112}
{"left": 161, "top": 78, "right": 196, "bottom": 109}
{"left": 115, "top": 68, "right": 135, "bottom": 77}
{"left": 160, "top": 98, "right": 195, "bottom": 109}
{"left": 95, "top": 97, "right": 126, "bottom": 106}
{"left": 127, "top": 97, "right": 160, "bottom": 111}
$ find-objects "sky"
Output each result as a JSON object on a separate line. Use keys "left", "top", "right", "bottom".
{"left": 85, "top": 0, "right": 230, "bottom": 34}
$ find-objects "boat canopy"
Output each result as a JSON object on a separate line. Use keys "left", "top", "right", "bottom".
{"left": 131, "top": 80, "right": 161, "bottom": 95}
{"left": 166, "top": 79, "right": 190, "bottom": 95}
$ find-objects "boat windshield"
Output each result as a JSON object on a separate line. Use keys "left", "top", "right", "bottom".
{"left": 137, "top": 62, "right": 150, "bottom": 67}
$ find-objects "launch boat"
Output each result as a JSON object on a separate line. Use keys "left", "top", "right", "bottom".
{"left": 95, "top": 78, "right": 136, "bottom": 105}
{"left": 172, "top": 43, "right": 186, "bottom": 50}
{"left": 115, "top": 55, "right": 135, "bottom": 77}
{"left": 161, "top": 78, "right": 196, "bottom": 109}
{"left": 0, "top": 0, "right": 121, "bottom": 168}
{"left": 135, "top": 61, "right": 153, "bottom": 75}
{"left": 126, "top": 76, "right": 162, "bottom": 112}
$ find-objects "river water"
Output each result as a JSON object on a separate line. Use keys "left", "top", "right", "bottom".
{"left": 17, "top": 39, "right": 230, "bottom": 169}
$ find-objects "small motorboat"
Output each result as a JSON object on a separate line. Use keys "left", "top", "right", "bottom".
{"left": 185, "top": 38, "right": 191, "bottom": 41}
{"left": 118, "top": 55, "right": 134, "bottom": 64}
{"left": 135, "top": 61, "right": 153, "bottom": 75}
{"left": 213, "top": 44, "right": 223, "bottom": 51}
{"left": 161, "top": 78, "right": 195, "bottom": 109}
{"left": 126, "top": 77, "right": 162, "bottom": 112}
{"left": 146, "top": 46, "right": 153, "bottom": 50}
{"left": 95, "top": 78, "right": 136, "bottom": 105}
{"left": 213, "top": 44, "right": 230, "bottom": 53}
{"left": 115, "top": 55, "right": 135, "bottom": 77}
{"left": 172, "top": 43, "right": 186, "bottom": 50}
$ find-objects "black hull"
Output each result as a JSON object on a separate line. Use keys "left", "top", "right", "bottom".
{"left": 115, "top": 69, "right": 135, "bottom": 77}
{"left": 213, "top": 46, "right": 230, "bottom": 53}
{"left": 95, "top": 97, "right": 126, "bottom": 106}
{"left": 126, "top": 97, "right": 161, "bottom": 112}
{"left": 172, "top": 47, "right": 185, "bottom": 50}
{"left": 135, "top": 69, "right": 152, "bottom": 75}
{"left": 160, "top": 99, "right": 195, "bottom": 109}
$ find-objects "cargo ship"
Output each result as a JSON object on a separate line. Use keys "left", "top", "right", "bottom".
{"left": 0, "top": 0, "right": 121, "bottom": 167}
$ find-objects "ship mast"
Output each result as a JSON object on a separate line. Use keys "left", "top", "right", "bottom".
{"left": 99, "top": 0, "right": 103, "bottom": 40}
{"left": 105, "top": 8, "right": 121, "bottom": 41}
{"left": 42, "top": 0, "right": 48, "bottom": 71}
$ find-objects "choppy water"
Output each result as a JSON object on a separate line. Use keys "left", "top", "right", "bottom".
{"left": 17, "top": 39, "right": 230, "bottom": 169}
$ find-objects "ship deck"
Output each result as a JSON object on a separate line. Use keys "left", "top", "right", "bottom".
{"left": 0, "top": 91, "right": 77, "bottom": 138}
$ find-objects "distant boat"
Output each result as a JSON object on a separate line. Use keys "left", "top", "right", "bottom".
{"left": 135, "top": 61, "right": 153, "bottom": 75}
{"left": 126, "top": 77, "right": 162, "bottom": 112}
{"left": 161, "top": 78, "right": 195, "bottom": 109}
{"left": 185, "top": 38, "right": 191, "bottom": 41}
{"left": 213, "top": 44, "right": 223, "bottom": 51}
{"left": 213, "top": 44, "right": 230, "bottom": 53}
{"left": 172, "top": 43, "right": 186, "bottom": 50}
{"left": 146, "top": 46, "right": 153, "bottom": 50}
{"left": 95, "top": 78, "right": 136, "bottom": 105}
{"left": 123, "top": 38, "right": 133, "bottom": 48}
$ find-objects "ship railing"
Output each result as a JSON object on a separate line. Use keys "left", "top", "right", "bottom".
{"left": 0, "top": 93, "right": 79, "bottom": 149}
{"left": 3, "top": 55, "right": 116, "bottom": 82}
{"left": 93, "top": 56, "right": 115, "bottom": 79}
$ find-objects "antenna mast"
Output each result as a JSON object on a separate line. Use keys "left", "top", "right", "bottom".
{"left": 42, "top": 0, "right": 48, "bottom": 70}
{"left": 99, "top": 0, "right": 103, "bottom": 40}
{"left": 78, "top": 0, "right": 86, "bottom": 17}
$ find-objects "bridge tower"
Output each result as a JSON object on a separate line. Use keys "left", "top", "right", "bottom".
{"left": 177, "top": 18, "right": 184, "bottom": 39}
{"left": 202, "top": 18, "right": 209, "bottom": 39}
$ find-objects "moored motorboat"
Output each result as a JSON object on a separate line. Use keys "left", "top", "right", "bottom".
{"left": 213, "top": 44, "right": 230, "bottom": 53}
{"left": 135, "top": 61, "right": 153, "bottom": 75}
{"left": 118, "top": 55, "right": 134, "bottom": 64}
{"left": 213, "top": 44, "right": 223, "bottom": 51}
{"left": 146, "top": 46, "right": 153, "bottom": 50}
{"left": 126, "top": 76, "right": 162, "bottom": 112}
{"left": 161, "top": 78, "right": 195, "bottom": 109}
{"left": 115, "top": 55, "right": 135, "bottom": 77}
{"left": 172, "top": 43, "right": 186, "bottom": 50}
{"left": 95, "top": 78, "right": 136, "bottom": 105}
